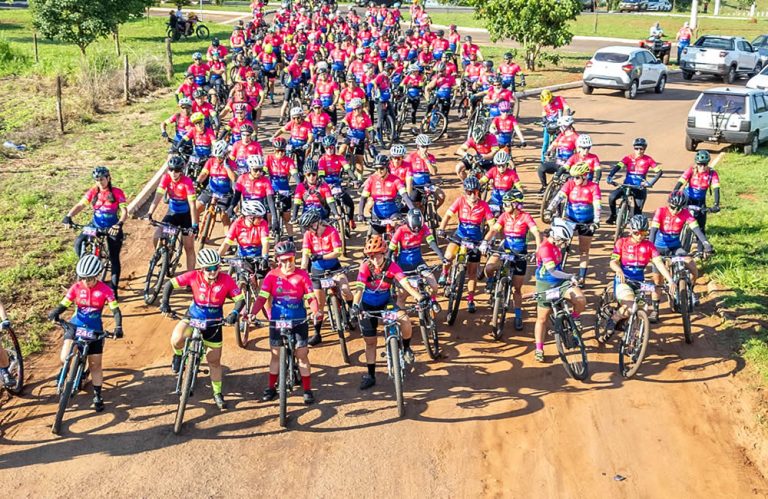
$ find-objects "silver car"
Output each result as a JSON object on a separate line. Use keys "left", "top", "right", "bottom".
{"left": 583, "top": 46, "right": 668, "bottom": 99}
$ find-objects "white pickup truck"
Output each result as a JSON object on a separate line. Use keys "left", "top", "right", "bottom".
{"left": 680, "top": 35, "right": 762, "bottom": 84}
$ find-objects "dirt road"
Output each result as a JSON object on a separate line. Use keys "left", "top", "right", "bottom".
{"left": 0, "top": 74, "right": 766, "bottom": 497}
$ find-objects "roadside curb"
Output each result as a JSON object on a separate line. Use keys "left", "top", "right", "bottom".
{"left": 127, "top": 163, "right": 166, "bottom": 217}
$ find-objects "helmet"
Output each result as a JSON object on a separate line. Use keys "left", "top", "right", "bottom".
{"left": 493, "top": 150, "right": 510, "bottom": 166}
{"left": 355, "top": 47, "right": 365, "bottom": 55}
{"left": 436, "top": 29, "right": 444, "bottom": 37}
{"left": 540, "top": 89, "right": 553, "bottom": 103}
{"left": 550, "top": 221, "right": 573, "bottom": 241}
{"left": 92, "top": 166, "right": 110, "bottom": 180}
{"left": 212, "top": 140, "right": 228, "bottom": 158}
{"left": 633, "top": 137, "right": 648, "bottom": 149}
{"left": 178, "top": 97, "right": 192, "bottom": 108}
{"left": 502, "top": 189, "right": 525, "bottom": 205}
{"left": 415, "top": 134, "right": 431, "bottom": 147}
{"left": 322, "top": 135, "right": 337, "bottom": 148}
{"left": 569, "top": 162, "right": 590, "bottom": 177}
{"left": 346, "top": 74, "right": 357, "bottom": 82}
{"left": 384, "top": 62, "right": 395, "bottom": 71}
{"left": 628, "top": 214, "right": 650, "bottom": 232}
{"left": 695, "top": 150, "right": 711, "bottom": 165}
{"left": 311, "top": 98, "right": 323, "bottom": 108}
{"left": 193, "top": 88, "right": 206, "bottom": 98}
{"left": 239, "top": 123, "right": 254, "bottom": 135}
{"left": 76, "top": 254, "right": 103, "bottom": 279}
{"left": 576, "top": 134, "right": 592, "bottom": 149}
{"left": 464, "top": 35, "right": 472, "bottom": 41}
{"left": 241, "top": 199, "right": 266, "bottom": 217}
{"left": 212, "top": 38, "right": 220, "bottom": 47}
{"left": 290, "top": 107, "right": 304, "bottom": 118}
{"left": 471, "top": 126, "right": 485, "bottom": 143}
{"left": 364, "top": 234, "right": 387, "bottom": 255}
{"left": 557, "top": 115, "right": 574, "bottom": 128}
{"left": 192, "top": 51, "right": 203, "bottom": 60}
{"left": 390, "top": 144, "right": 406, "bottom": 157}
{"left": 504, "top": 51, "right": 513, "bottom": 59}
{"left": 264, "top": 43, "right": 274, "bottom": 54}
{"left": 303, "top": 159, "right": 319, "bottom": 174}
{"left": 272, "top": 137, "right": 287, "bottom": 150}
{"left": 190, "top": 112, "right": 205, "bottom": 124}
{"left": 498, "top": 100, "right": 511, "bottom": 113}
{"left": 350, "top": 98, "right": 363, "bottom": 109}
{"left": 406, "top": 209, "right": 423, "bottom": 232}
{"left": 246, "top": 154, "right": 264, "bottom": 170}
{"left": 197, "top": 248, "right": 221, "bottom": 268}
{"left": 668, "top": 190, "right": 688, "bottom": 210}
{"left": 463, "top": 176, "right": 480, "bottom": 192}
{"left": 274, "top": 239, "right": 297, "bottom": 258}
{"left": 298, "top": 209, "right": 321, "bottom": 228}
{"left": 167, "top": 155, "right": 185, "bottom": 172}
{"left": 484, "top": 60, "right": 494, "bottom": 69}
{"left": 487, "top": 74, "right": 499, "bottom": 84}
{"left": 373, "top": 154, "right": 389, "bottom": 168}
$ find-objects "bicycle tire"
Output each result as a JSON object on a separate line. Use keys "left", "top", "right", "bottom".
{"left": 446, "top": 265, "right": 465, "bottom": 326}
{"left": 235, "top": 282, "right": 252, "bottom": 349}
{"left": 680, "top": 225, "right": 693, "bottom": 254}
{"left": 1, "top": 327, "right": 24, "bottom": 395}
{"left": 173, "top": 351, "right": 196, "bottom": 435}
{"left": 425, "top": 201, "right": 439, "bottom": 234}
{"left": 554, "top": 315, "right": 589, "bottom": 381}
{"left": 619, "top": 309, "right": 650, "bottom": 378}
{"left": 143, "top": 247, "right": 168, "bottom": 305}
{"left": 337, "top": 217, "right": 348, "bottom": 256}
{"left": 388, "top": 336, "right": 405, "bottom": 417}
{"left": 381, "top": 114, "right": 395, "bottom": 148}
{"left": 614, "top": 199, "right": 629, "bottom": 242}
{"left": 491, "top": 278, "right": 508, "bottom": 341}
{"left": 420, "top": 110, "right": 447, "bottom": 142}
{"left": 679, "top": 279, "right": 693, "bottom": 344}
{"left": 420, "top": 310, "right": 440, "bottom": 360}
{"left": 278, "top": 345, "right": 289, "bottom": 427}
{"left": 540, "top": 182, "right": 559, "bottom": 222}
{"left": 329, "top": 294, "right": 350, "bottom": 364}
{"left": 52, "top": 357, "right": 79, "bottom": 434}
{"left": 197, "top": 209, "right": 215, "bottom": 251}
{"left": 593, "top": 289, "right": 613, "bottom": 341}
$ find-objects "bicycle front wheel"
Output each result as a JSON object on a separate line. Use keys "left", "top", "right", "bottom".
{"left": 614, "top": 199, "right": 630, "bottom": 242}
{"left": 540, "top": 182, "right": 559, "bottom": 222}
{"left": 52, "top": 357, "right": 79, "bottom": 434}
{"left": 235, "top": 283, "right": 252, "bottom": 349}
{"left": 420, "top": 110, "right": 447, "bottom": 142}
{"left": 143, "top": 248, "right": 168, "bottom": 305}
{"left": 679, "top": 279, "right": 693, "bottom": 344}
{"left": 329, "top": 294, "right": 350, "bottom": 364}
{"left": 491, "top": 279, "right": 508, "bottom": 341}
{"left": 197, "top": 209, "right": 215, "bottom": 251}
{"left": 554, "top": 315, "right": 589, "bottom": 381}
{"left": 619, "top": 309, "right": 650, "bottom": 378}
{"left": 388, "top": 336, "right": 405, "bottom": 417}
{"left": 1, "top": 328, "right": 24, "bottom": 395}
{"left": 173, "top": 353, "right": 196, "bottom": 435}
{"left": 446, "top": 265, "right": 465, "bottom": 326}
{"left": 278, "top": 346, "right": 289, "bottom": 427}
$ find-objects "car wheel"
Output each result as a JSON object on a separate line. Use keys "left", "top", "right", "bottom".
{"left": 723, "top": 65, "right": 736, "bottom": 84}
{"left": 625, "top": 80, "right": 638, "bottom": 99}
{"left": 743, "top": 132, "right": 760, "bottom": 154}
{"left": 662, "top": 52, "right": 670, "bottom": 65}
{"left": 750, "top": 62, "right": 763, "bottom": 78}
{"left": 654, "top": 74, "right": 666, "bottom": 94}
{"left": 682, "top": 70, "right": 694, "bottom": 80}
{"left": 582, "top": 82, "right": 593, "bottom": 95}
{"left": 685, "top": 135, "right": 697, "bottom": 152}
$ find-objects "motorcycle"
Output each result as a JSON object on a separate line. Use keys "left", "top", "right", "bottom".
{"left": 166, "top": 14, "right": 210, "bottom": 42}
{"left": 639, "top": 36, "right": 671, "bottom": 65}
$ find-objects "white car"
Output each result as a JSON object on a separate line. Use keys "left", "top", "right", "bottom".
{"left": 746, "top": 64, "right": 768, "bottom": 90}
{"left": 646, "top": 0, "right": 672, "bottom": 11}
{"left": 582, "top": 46, "right": 668, "bottom": 99}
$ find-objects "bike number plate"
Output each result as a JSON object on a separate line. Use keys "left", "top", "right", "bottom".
{"left": 640, "top": 282, "right": 655, "bottom": 293}
{"left": 671, "top": 256, "right": 687, "bottom": 264}
{"left": 461, "top": 241, "right": 476, "bottom": 250}
{"left": 275, "top": 319, "right": 293, "bottom": 329}
{"left": 75, "top": 327, "right": 96, "bottom": 340}
{"left": 382, "top": 310, "right": 399, "bottom": 321}
{"left": 188, "top": 318, "right": 207, "bottom": 329}
{"left": 350, "top": 137, "right": 361, "bottom": 146}
{"left": 320, "top": 278, "right": 335, "bottom": 289}
{"left": 407, "top": 277, "right": 420, "bottom": 288}
{"left": 163, "top": 225, "right": 178, "bottom": 236}
{"left": 545, "top": 288, "right": 561, "bottom": 301}
{"left": 331, "top": 186, "right": 343, "bottom": 196}
{"left": 82, "top": 226, "right": 98, "bottom": 237}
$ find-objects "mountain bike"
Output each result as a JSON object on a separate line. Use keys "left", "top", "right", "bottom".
{"left": 608, "top": 182, "right": 646, "bottom": 242}
{"left": 414, "top": 180, "right": 442, "bottom": 234}
{"left": 681, "top": 205, "right": 711, "bottom": 253}
{"left": 143, "top": 220, "right": 191, "bottom": 305}
{"left": 197, "top": 192, "right": 229, "bottom": 251}
{"left": 225, "top": 256, "right": 266, "bottom": 349}
{"left": 526, "top": 281, "right": 588, "bottom": 380}
{"left": 401, "top": 265, "right": 441, "bottom": 359}
{"left": 69, "top": 223, "right": 112, "bottom": 282}
{"left": 0, "top": 324, "right": 23, "bottom": 396}
{"left": 594, "top": 280, "right": 653, "bottom": 378}
{"left": 317, "top": 266, "right": 356, "bottom": 364}
{"left": 487, "top": 247, "right": 534, "bottom": 341}
{"left": 443, "top": 235, "right": 479, "bottom": 326}
{"left": 466, "top": 104, "right": 490, "bottom": 141}
{"left": 540, "top": 174, "right": 569, "bottom": 223}
{"left": 662, "top": 252, "right": 706, "bottom": 344}
{"left": 52, "top": 320, "right": 115, "bottom": 435}
{"left": 420, "top": 97, "right": 449, "bottom": 142}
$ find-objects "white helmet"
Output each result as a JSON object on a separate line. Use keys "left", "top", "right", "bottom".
{"left": 76, "top": 254, "right": 103, "bottom": 279}
{"left": 246, "top": 154, "right": 264, "bottom": 169}
{"left": 390, "top": 144, "right": 407, "bottom": 157}
{"left": 178, "top": 97, "right": 192, "bottom": 107}
{"left": 557, "top": 115, "right": 574, "bottom": 128}
{"left": 415, "top": 134, "right": 431, "bottom": 147}
{"left": 350, "top": 97, "right": 363, "bottom": 109}
{"left": 241, "top": 199, "right": 266, "bottom": 217}
{"left": 316, "top": 61, "right": 329, "bottom": 71}
{"left": 290, "top": 107, "right": 304, "bottom": 118}
{"left": 197, "top": 248, "right": 221, "bottom": 267}
{"left": 493, "top": 150, "right": 510, "bottom": 166}
{"left": 212, "top": 140, "right": 228, "bottom": 158}
{"left": 550, "top": 219, "right": 573, "bottom": 241}
{"left": 576, "top": 134, "right": 592, "bottom": 149}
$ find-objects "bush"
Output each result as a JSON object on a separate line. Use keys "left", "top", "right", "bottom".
{"left": 0, "top": 37, "right": 30, "bottom": 74}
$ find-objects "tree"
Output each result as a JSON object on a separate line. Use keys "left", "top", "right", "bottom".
{"left": 469, "top": 0, "right": 582, "bottom": 71}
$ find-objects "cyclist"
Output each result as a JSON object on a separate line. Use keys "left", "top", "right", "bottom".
{"left": 437, "top": 176, "right": 494, "bottom": 313}
{"left": 606, "top": 137, "right": 662, "bottom": 224}
{"left": 292, "top": 160, "right": 340, "bottom": 221}
{"left": 601, "top": 215, "right": 675, "bottom": 340}
{"left": 498, "top": 52, "right": 523, "bottom": 91}
{"left": 400, "top": 65, "right": 425, "bottom": 128}
{"left": 251, "top": 239, "right": 320, "bottom": 405}
{"left": 673, "top": 149, "right": 721, "bottom": 250}
{"left": 538, "top": 115, "right": 577, "bottom": 193}
{"left": 0, "top": 302, "right": 14, "bottom": 388}
{"left": 178, "top": 112, "right": 215, "bottom": 163}
{"left": 221, "top": 106, "right": 253, "bottom": 145}
{"left": 47, "top": 255, "right": 123, "bottom": 412}
{"left": 229, "top": 155, "right": 279, "bottom": 229}
{"left": 298, "top": 210, "right": 353, "bottom": 346}
{"left": 207, "top": 37, "right": 229, "bottom": 61}
{"left": 539, "top": 89, "right": 572, "bottom": 163}
{"left": 356, "top": 155, "right": 415, "bottom": 234}
{"left": 243, "top": 70, "right": 266, "bottom": 123}
{"left": 545, "top": 162, "right": 601, "bottom": 285}
{"left": 176, "top": 72, "right": 198, "bottom": 101}
{"left": 228, "top": 124, "right": 264, "bottom": 176}
{"left": 351, "top": 235, "right": 428, "bottom": 390}
{"left": 338, "top": 97, "right": 375, "bottom": 182}
{"left": 563, "top": 134, "right": 601, "bottom": 182}
{"left": 648, "top": 191, "right": 713, "bottom": 322}
{"left": 218, "top": 199, "right": 270, "bottom": 266}
{"left": 533, "top": 221, "right": 586, "bottom": 362}
{"left": 408, "top": 134, "right": 444, "bottom": 209}
{"left": 162, "top": 98, "right": 194, "bottom": 145}
{"left": 266, "top": 137, "right": 298, "bottom": 236}
{"left": 455, "top": 127, "right": 499, "bottom": 180}
{"left": 145, "top": 156, "right": 198, "bottom": 272}
{"left": 318, "top": 135, "right": 356, "bottom": 229}
{"left": 370, "top": 62, "right": 396, "bottom": 144}
{"left": 480, "top": 150, "right": 523, "bottom": 216}
{"left": 208, "top": 52, "right": 227, "bottom": 95}
{"left": 481, "top": 189, "right": 541, "bottom": 331}
{"left": 230, "top": 25, "right": 247, "bottom": 54}
{"left": 272, "top": 107, "right": 314, "bottom": 172}
{"left": 279, "top": 53, "right": 305, "bottom": 124}
{"left": 389, "top": 144, "right": 414, "bottom": 203}
{"left": 314, "top": 70, "right": 341, "bottom": 125}
{"left": 188, "top": 52, "right": 210, "bottom": 88}
{"left": 192, "top": 88, "right": 219, "bottom": 130}
{"left": 482, "top": 75, "right": 513, "bottom": 119}
{"left": 62, "top": 166, "right": 127, "bottom": 298}
{"left": 160, "top": 249, "right": 244, "bottom": 410}
{"left": 424, "top": 62, "right": 457, "bottom": 124}
{"left": 307, "top": 99, "right": 333, "bottom": 143}
{"left": 489, "top": 101, "right": 526, "bottom": 150}
{"left": 196, "top": 140, "right": 235, "bottom": 232}
{"left": 258, "top": 44, "right": 279, "bottom": 104}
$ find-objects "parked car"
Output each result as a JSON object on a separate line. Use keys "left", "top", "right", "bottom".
{"left": 618, "top": 0, "right": 646, "bottom": 12}
{"left": 747, "top": 64, "right": 768, "bottom": 90}
{"left": 751, "top": 34, "right": 768, "bottom": 65}
{"left": 680, "top": 35, "right": 763, "bottom": 84}
{"left": 580, "top": 0, "right": 596, "bottom": 11}
{"left": 645, "top": 0, "right": 672, "bottom": 11}
{"left": 685, "top": 87, "right": 768, "bottom": 154}
{"left": 583, "top": 46, "right": 668, "bottom": 99}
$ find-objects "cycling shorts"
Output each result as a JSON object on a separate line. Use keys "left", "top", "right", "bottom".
{"left": 162, "top": 211, "right": 193, "bottom": 230}
{"left": 269, "top": 320, "right": 309, "bottom": 348}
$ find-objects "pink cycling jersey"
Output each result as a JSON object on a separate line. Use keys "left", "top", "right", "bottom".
{"left": 565, "top": 152, "right": 601, "bottom": 173}
{"left": 362, "top": 174, "right": 405, "bottom": 201}
{"left": 391, "top": 224, "right": 431, "bottom": 250}
{"left": 319, "top": 154, "right": 348, "bottom": 177}
{"left": 302, "top": 224, "right": 342, "bottom": 255}
{"left": 492, "top": 115, "right": 519, "bottom": 133}
{"left": 236, "top": 175, "right": 274, "bottom": 200}
{"left": 448, "top": 196, "right": 494, "bottom": 225}
{"left": 225, "top": 217, "right": 269, "bottom": 249}
{"left": 484, "top": 167, "right": 521, "bottom": 191}
{"left": 494, "top": 210, "right": 537, "bottom": 238}
{"left": 284, "top": 120, "right": 312, "bottom": 141}
{"left": 257, "top": 268, "right": 315, "bottom": 320}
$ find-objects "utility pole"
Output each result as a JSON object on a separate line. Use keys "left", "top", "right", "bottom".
{"left": 690, "top": 0, "right": 699, "bottom": 30}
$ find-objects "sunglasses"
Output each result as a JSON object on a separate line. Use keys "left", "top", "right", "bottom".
{"left": 634, "top": 147, "right": 645, "bottom": 151}
{"left": 95, "top": 175, "right": 109, "bottom": 181}
{"left": 465, "top": 190, "right": 478, "bottom": 196}
{"left": 306, "top": 172, "right": 318, "bottom": 176}
{"left": 278, "top": 255, "right": 294, "bottom": 262}
{"left": 204, "top": 265, "right": 220, "bottom": 272}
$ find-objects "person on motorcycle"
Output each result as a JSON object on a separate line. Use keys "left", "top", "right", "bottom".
{"left": 407, "top": 134, "right": 445, "bottom": 209}
{"left": 601, "top": 215, "right": 674, "bottom": 341}
{"left": 538, "top": 115, "right": 578, "bottom": 193}
{"left": 196, "top": 140, "right": 235, "bottom": 232}
{"left": 480, "top": 150, "right": 523, "bottom": 215}
{"left": 339, "top": 97, "right": 375, "bottom": 181}
{"left": 272, "top": 107, "right": 315, "bottom": 172}
{"left": 648, "top": 191, "right": 713, "bottom": 322}
{"left": 146, "top": 156, "right": 199, "bottom": 272}
{"left": 160, "top": 249, "right": 244, "bottom": 410}
{"left": 265, "top": 137, "right": 297, "bottom": 236}
{"left": 533, "top": 220, "right": 586, "bottom": 362}
{"left": 48, "top": 255, "right": 124, "bottom": 412}
{"left": 178, "top": 112, "right": 216, "bottom": 164}
{"left": 352, "top": 235, "right": 428, "bottom": 390}
{"left": 490, "top": 101, "right": 526, "bottom": 149}
{"left": 252, "top": 239, "right": 320, "bottom": 404}
{"left": 438, "top": 176, "right": 494, "bottom": 314}
{"left": 539, "top": 89, "right": 572, "bottom": 163}
{"left": 293, "top": 160, "right": 340, "bottom": 221}
{"left": 498, "top": 52, "right": 523, "bottom": 91}
{"left": 649, "top": 22, "right": 664, "bottom": 38}
{"left": 606, "top": 137, "right": 663, "bottom": 224}
{"left": 218, "top": 199, "right": 270, "bottom": 274}
{"left": 673, "top": 149, "right": 721, "bottom": 250}
{"left": 455, "top": 127, "right": 499, "bottom": 180}
{"left": 162, "top": 98, "right": 195, "bottom": 145}
{"left": 298, "top": 210, "right": 353, "bottom": 347}
{"left": 318, "top": 135, "right": 355, "bottom": 229}
{"left": 563, "top": 134, "right": 601, "bottom": 182}
{"left": 187, "top": 52, "right": 210, "bottom": 88}
{"left": 545, "top": 162, "right": 602, "bottom": 286}
{"left": 228, "top": 124, "right": 264, "bottom": 175}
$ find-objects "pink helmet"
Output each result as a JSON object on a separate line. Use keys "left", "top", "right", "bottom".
{"left": 498, "top": 101, "right": 511, "bottom": 113}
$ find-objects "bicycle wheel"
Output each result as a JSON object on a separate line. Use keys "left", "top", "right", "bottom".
{"left": 680, "top": 226, "right": 693, "bottom": 254}
{"left": 619, "top": 309, "right": 650, "bottom": 378}
{"left": 679, "top": 279, "right": 693, "bottom": 344}
{"left": 425, "top": 200, "right": 439, "bottom": 234}
{"left": 143, "top": 248, "right": 168, "bottom": 305}
{"left": 446, "top": 265, "right": 465, "bottom": 326}
{"left": 540, "top": 182, "right": 559, "bottom": 222}
{"left": 554, "top": 315, "right": 589, "bottom": 381}
{"left": 381, "top": 114, "right": 395, "bottom": 148}
{"left": 197, "top": 209, "right": 215, "bottom": 251}
{"left": 1, "top": 328, "right": 24, "bottom": 395}
{"left": 420, "top": 310, "right": 440, "bottom": 360}
{"left": 420, "top": 110, "right": 447, "bottom": 142}
{"left": 593, "top": 288, "right": 614, "bottom": 341}
{"left": 278, "top": 346, "right": 289, "bottom": 427}
{"left": 491, "top": 278, "right": 508, "bottom": 341}
{"left": 336, "top": 217, "right": 348, "bottom": 257}
{"left": 614, "top": 199, "right": 629, "bottom": 242}
{"left": 234, "top": 283, "right": 252, "bottom": 349}
{"left": 388, "top": 336, "right": 405, "bottom": 417}
{"left": 173, "top": 352, "right": 196, "bottom": 435}
{"left": 329, "top": 294, "right": 350, "bottom": 364}
{"left": 52, "top": 357, "right": 79, "bottom": 435}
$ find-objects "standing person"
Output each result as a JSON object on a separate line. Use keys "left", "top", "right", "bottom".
{"left": 676, "top": 22, "right": 693, "bottom": 65}
{"left": 673, "top": 150, "right": 721, "bottom": 250}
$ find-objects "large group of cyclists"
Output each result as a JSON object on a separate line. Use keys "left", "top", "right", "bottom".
{"left": 0, "top": 0, "right": 724, "bottom": 433}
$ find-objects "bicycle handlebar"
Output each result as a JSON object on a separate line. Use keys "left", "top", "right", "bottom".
{"left": 57, "top": 320, "right": 115, "bottom": 341}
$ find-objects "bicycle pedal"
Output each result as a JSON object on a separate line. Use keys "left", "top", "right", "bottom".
{"left": 200, "top": 369, "right": 209, "bottom": 375}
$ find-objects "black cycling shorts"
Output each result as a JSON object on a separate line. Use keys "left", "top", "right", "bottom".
{"left": 63, "top": 329, "right": 104, "bottom": 356}
{"left": 359, "top": 300, "right": 397, "bottom": 338}
{"left": 310, "top": 262, "right": 342, "bottom": 290}
{"left": 162, "top": 211, "right": 193, "bottom": 230}
{"left": 197, "top": 189, "right": 232, "bottom": 210}
{"left": 269, "top": 320, "right": 309, "bottom": 348}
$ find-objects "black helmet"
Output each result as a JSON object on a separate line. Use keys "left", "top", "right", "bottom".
{"left": 668, "top": 190, "right": 688, "bottom": 210}
{"left": 303, "top": 159, "right": 319, "bottom": 174}
{"left": 406, "top": 209, "right": 423, "bottom": 232}
{"left": 92, "top": 166, "right": 110, "bottom": 180}
{"left": 240, "top": 123, "right": 254, "bottom": 135}
{"left": 483, "top": 60, "right": 493, "bottom": 69}
{"left": 463, "top": 176, "right": 480, "bottom": 192}
{"left": 633, "top": 137, "right": 648, "bottom": 149}
{"left": 167, "top": 156, "right": 184, "bottom": 172}
{"left": 436, "top": 29, "right": 444, "bottom": 37}
{"left": 272, "top": 137, "right": 287, "bottom": 150}
{"left": 298, "top": 209, "right": 321, "bottom": 228}
{"left": 628, "top": 214, "right": 649, "bottom": 232}
{"left": 374, "top": 154, "right": 389, "bottom": 168}
{"left": 212, "top": 37, "right": 220, "bottom": 47}
{"left": 504, "top": 51, "right": 513, "bottom": 59}
{"left": 274, "top": 239, "right": 297, "bottom": 258}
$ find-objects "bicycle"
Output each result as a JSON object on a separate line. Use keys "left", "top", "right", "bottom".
{"left": 224, "top": 256, "right": 266, "bottom": 349}
{"left": 420, "top": 97, "right": 449, "bottom": 142}
{"left": 540, "top": 173, "right": 569, "bottom": 223}
{"left": 401, "top": 264, "right": 441, "bottom": 359}
{"left": 143, "top": 220, "right": 191, "bottom": 305}
{"left": 68, "top": 222, "right": 112, "bottom": 282}
{"left": 466, "top": 104, "right": 490, "bottom": 141}
{"left": 414, "top": 180, "right": 442, "bottom": 234}
{"left": 317, "top": 266, "right": 356, "bottom": 364}
{"left": 52, "top": 320, "right": 115, "bottom": 435}
{"left": 486, "top": 247, "right": 534, "bottom": 341}
{"left": 594, "top": 280, "right": 653, "bottom": 378}
{"left": 526, "top": 281, "right": 589, "bottom": 380}
{"left": 662, "top": 251, "right": 705, "bottom": 344}
{"left": 0, "top": 324, "right": 23, "bottom": 396}
{"left": 443, "top": 235, "right": 479, "bottom": 326}
{"left": 197, "top": 192, "right": 229, "bottom": 251}
{"left": 681, "top": 205, "right": 711, "bottom": 253}
{"left": 608, "top": 182, "right": 646, "bottom": 242}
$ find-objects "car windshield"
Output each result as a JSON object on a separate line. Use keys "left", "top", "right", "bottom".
{"left": 694, "top": 37, "right": 735, "bottom": 50}
{"left": 594, "top": 52, "right": 629, "bottom": 63}
{"left": 759, "top": 65, "right": 768, "bottom": 76}
{"left": 695, "top": 93, "right": 746, "bottom": 113}
{"left": 753, "top": 35, "right": 768, "bottom": 48}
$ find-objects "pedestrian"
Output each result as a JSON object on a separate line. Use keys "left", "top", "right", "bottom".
{"left": 676, "top": 21, "right": 693, "bottom": 65}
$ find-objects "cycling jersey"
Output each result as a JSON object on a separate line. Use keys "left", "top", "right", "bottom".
{"left": 302, "top": 225, "right": 342, "bottom": 271}
{"left": 258, "top": 268, "right": 315, "bottom": 320}
{"left": 158, "top": 173, "right": 196, "bottom": 214}
{"left": 678, "top": 166, "right": 719, "bottom": 203}
{"left": 235, "top": 174, "right": 274, "bottom": 201}
{"left": 318, "top": 153, "right": 348, "bottom": 185}
{"left": 565, "top": 152, "right": 601, "bottom": 180}
{"left": 226, "top": 117, "right": 253, "bottom": 144}
{"left": 616, "top": 154, "right": 660, "bottom": 186}
{"left": 340, "top": 87, "right": 366, "bottom": 112}
{"left": 447, "top": 196, "right": 493, "bottom": 241}
{"left": 389, "top": 224, "right": 433, "bottom": 270}
{"left": 330, "top": 48, "right": 348, "bottom": 70}
{"left": 229, "top": 140, "right": 264, "bottom": 175}
{"left": 561, "top": 179, "right": 601, "bottom": 224}
{"left": 543, "top": 96, "right": 568, "bottom": 118}
{"left": 551, "top": 131, "right": 578, "bottom": 164}
{"left": 464, "top": 134, "right": 499, "bottom": 156}
{"left": 294, "top": 182, "right": 334, "bottom": 215}
{"left": 82, "top": 186, "right": 126, "bottom": 229}
{"left": 225, "top": 217, "right": 269, "bottom": 258}
{"left": 372, "top": 73, "right": 392, "bottom": 101}
{"left": 187, "top": 62, "right": 210, "bottom": 86}
{"left": 192, "top": 101, "right": 216, "bottom": 121}
{"left": 483, "top": 167, "right": 522, "bottom": 207}
{"left": 431, "top": 37, "right": 449, "bottom": 58}
{"left": 465, "top": 63, "right": 482, "bottom": 82}
{"left": 407, "top": 151, "right": 436, "bottom": 186}
{"left": 390, "top": 160, "right": 412, "bottom": 185}
{"left": 284, "top": 119, "right": 312, "bottom": 146}
{"left": 207, "top": 45, "right": 229, "bottom": 60}
{"left": 344, "top": 111, "right": 374, "bottom": 140}
{"left": 611, "top": 237, "right": 659, "bottom": 281}
{"left": 166, "top": 113, "right": 194, "bottom": 141}
{"left": 535, "top": 239, "right": 565, "bottom": 285}
{"left": 173, "top": 270, "right": 243, "bottom": 323}
{"left": 361, "top": 173, "right": 406, "bottom": 219}
{"left": 315, "top": 79, "right": 339, "bottom": 108}
{"left": 498, "top": 62, "right": 522, "bottom": 85}
{"left": 266, "top": 154, "right": 296, "bottom": 193}
{"left": 61, "top": 281, "right": 118, "bottom": 331}
{"left": 259, "top": 52, "right": 278, "bottom": 71}
{"left": 493, "top": 210, "right": 537, "bottom": 253}
{"left": 356, "top": 260, "right": 406, "bottom": 307}
{"left": 651, "top": 206, "right": 698, "bottom": 250}
{"left": 308, "top": 111, "right": 331, "bottom": 138}
{"left": 201, "top": 157, "right": 233, "bottom": 197}
{"left": 183, "top": 127, "right": 216, "bottom": 158}
{"left": 402, "top": 74, "right": 424, "bottom": 99}
{"left": 432, "top": 75, "right": 456, "bottom": 100}
{"left": 448, "top": 32, "right": 460, "bottom": 52}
